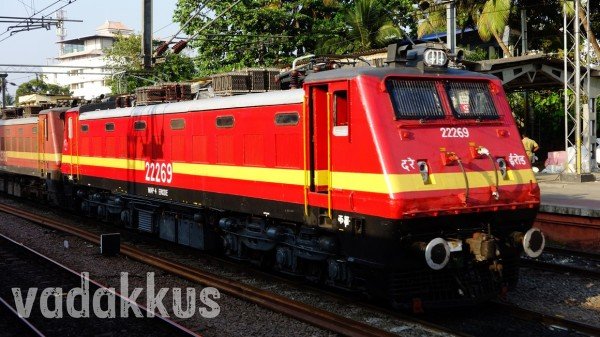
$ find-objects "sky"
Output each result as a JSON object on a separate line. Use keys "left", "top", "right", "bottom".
{"left": 0, "top": 0, "right": 180, "bottom": 95}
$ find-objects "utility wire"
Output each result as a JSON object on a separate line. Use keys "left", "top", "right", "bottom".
{"left": 0, "top": 0, "right": 62, "bottom": 39}
{"left": 0, "top": 0, "right": 79, "bottom": 43}
{"left": 168, "top": 0, "right": 242, "bottom": 54}
{"left": 17, "top": 0, "right": 36, "bottom": 15}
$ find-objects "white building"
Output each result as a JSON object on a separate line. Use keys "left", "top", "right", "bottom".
{"left": 43, "top": 21, "right": 133, "bottom": 100}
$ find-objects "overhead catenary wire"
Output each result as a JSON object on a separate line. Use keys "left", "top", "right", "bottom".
{"left": 0, "top": 0, "right": 79, "bottom": 43}
{"left": 170, "top": 0, "right": 243, "bottom": 54}
{"left": 17, "top": 0, "right": 36, "bottom": 15}
{"left": 0, "top": 0, "right": 62, "bottom": 38}
{"left": 154, "top": 3, "right": 209, "bottom": 56}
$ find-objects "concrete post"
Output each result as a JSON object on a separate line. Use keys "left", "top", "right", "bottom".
{"left": 0, "top": 73, "right": 7, "bottom": 110}
{"left": 142, "top": 0, "right": 153, "bottom": 70}
{"left": 446, "top": 1, "right": 456, "bottom": 54}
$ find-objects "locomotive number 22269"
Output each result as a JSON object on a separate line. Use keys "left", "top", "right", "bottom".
{"left": 440, "top": 127, "right": 470, "bottom": 138}
{"left": 145, "top": 162, "right": 173, "bottom": 183}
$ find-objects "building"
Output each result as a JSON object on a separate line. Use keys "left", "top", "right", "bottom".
{"left": 42, "top": 21, "right": 133, "bottom": 100}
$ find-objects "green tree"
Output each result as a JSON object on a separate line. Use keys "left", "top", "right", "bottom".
{"left": 509, "top": 0, "right": 564, "bottom": 54}
{"left": 4, "top": 92, "right": 15, "bottom": 106}
{"left": 320, "top": 0, "right": 410, "bottom": 53}
{"left": 563, "top": 0, "right": 600, "bottom": 61}
{"left": 508, "top": 91, "right": 566, "bottom": 163}
{"left": 104, "top": 34, "right": 197, "bottom": 94}
{"left": 15, "top": 78, "right": 70, "bottom": 99}
{"left": 417, "top": 0, "right": 513, "bottom": 56}
{"left": 462, "top": 45, "right": 488, "bottom": 60}
{"left": 417, "top": 0, "right": 480, "bottom": 42}
{"left": 476, "top": 0, "right": 512, "bottom": 56}
{"left": 173, "top": 0, "right": 346, "bottom": 75}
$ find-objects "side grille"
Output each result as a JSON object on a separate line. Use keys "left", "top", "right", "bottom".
{"left": 137, "top": 210, "right": 154, "bottom": 233}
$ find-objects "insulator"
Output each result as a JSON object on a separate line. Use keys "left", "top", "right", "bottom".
{"left": 290, "top": 70, "right": 299, "bottom": 89}
{"left": 172, "top": 40, "right": 188, "bottom": 54}
{"left": 155, "top": 42, "right": 169, "bottom": 57}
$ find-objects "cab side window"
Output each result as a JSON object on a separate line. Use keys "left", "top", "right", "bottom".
{"left": 333, "top": 91, "right": 348, "bottom": 126}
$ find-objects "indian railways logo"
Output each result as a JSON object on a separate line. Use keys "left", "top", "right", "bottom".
{"left": 11, "top": 272, "right": 221, "bottom": 319}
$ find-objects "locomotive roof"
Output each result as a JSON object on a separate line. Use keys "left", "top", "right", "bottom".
{"left": 0, "top": 117, "right": 38, "bottom": 126}
{"left": 79, "top": 89, "right": 305, "bottom": 121}
{"left": 304, "top": 65, "right": 497, "bottom": 83}
{"left": 78, "top": 66, "right": 497, "bottom": 121}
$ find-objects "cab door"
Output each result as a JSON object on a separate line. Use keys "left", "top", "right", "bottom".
{"left": 37, "top": 114, "right": 48, "bottom": 178}
{"left": 62, "top": 110, "right": 80, "bottom": 180}
{"left": 307, "top": 84, "right": 329, "bottom": 193}
{"left": 306, "top": 81, "right": 349, "bottom": 222}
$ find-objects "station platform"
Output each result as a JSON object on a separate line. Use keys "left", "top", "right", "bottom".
{"left": 536, "top": 173, "right": 600, "bottom": 218}
{"left": 534, "top": 173, "right": 600, "bottom": 251}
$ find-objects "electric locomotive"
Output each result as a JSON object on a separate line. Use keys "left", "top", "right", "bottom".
{"left": 0, "top": 108, "right": 65, "bottom": 202}
{"left": 1, "top": 43, "right": 545, "bottom": 309}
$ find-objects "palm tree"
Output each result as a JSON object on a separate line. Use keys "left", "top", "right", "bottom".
{"left": 346, "top": 0, "right": 402, "bottom": 51}
{"left": 563, "top": 0, "right": 600, "bottom": 61}
{"left": 320, "top": 0, "right": 402, "bottom": 53}
{"left": 417, "top": 0, "right": 512, "bottom": 57}
{"left": 476, "top": 0, "right": 512, "bottom": 56}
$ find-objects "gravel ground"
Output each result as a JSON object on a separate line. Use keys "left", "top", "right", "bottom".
{"left": 507, "top": 268, "right": 600, "bottom": 325}
{"left": 0, "top": 196, "right": 450, "bottom": 337}
{"left": 2, "top": 195, "right": 599, "bottom": 336}
{"left": 0, "top": 212, "right": 334, "bottom": 337}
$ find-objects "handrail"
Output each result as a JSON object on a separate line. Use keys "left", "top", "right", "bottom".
{"left": 302, "top": 95, "right": 308, "bottom": 217}
{"left": 326, "top": 92, "right": 332, "bottom": 219}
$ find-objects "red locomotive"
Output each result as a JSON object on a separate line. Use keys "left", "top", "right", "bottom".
{"left": 0, "top": 43, "right": 545, "bottom": 309}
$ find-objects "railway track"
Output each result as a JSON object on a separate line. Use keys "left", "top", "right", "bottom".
{"left": 0, "top": 295, "right": 45, "bottom": 337}
{"left": 520, "top": 258, "right": 600, "bottom": 279}
{"left": 520, "top": 244, "right": 600, "bottom": 279}
{"left": 2, "top": 200, "right": 600, "bottom": 337}
{"left": 0, "top": 202, "right": 428, "bottom": 337}
{"left": 490, "top": 302, "right": 600, "bottom": 337}
{"left": 0, "top": 233, "right": 198, "bottom": 337}
{"left": 544, "top": 246, "right": 600, "bottom": 261}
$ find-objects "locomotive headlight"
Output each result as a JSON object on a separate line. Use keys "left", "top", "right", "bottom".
{"left": 423, "top": 49, "right": 448, "bottom": 67}
{"left": 417, "top": 160, "right": 430, "bottom": 184}
{"left": 496, "top": 158, "right": 508, "bottom": 179}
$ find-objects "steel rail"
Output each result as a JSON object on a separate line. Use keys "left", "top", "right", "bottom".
{"left": 520, "top": 258, "right": 600, "bottom": 278}
{"left": 0, "top": 203, "right": 401, "bottom": 337}
{"left": 0, "top": 233, "right": 199, "bottom": 337}
{"left": 544, "top": 245, "right": 600, "bottom": 261}
{"left": 491, "top": 302, "right": 600, "bottom": 336}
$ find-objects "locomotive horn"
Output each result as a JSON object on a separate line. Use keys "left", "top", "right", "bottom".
{"left": 414, "top": 238, "right": 451, "bottom": 270}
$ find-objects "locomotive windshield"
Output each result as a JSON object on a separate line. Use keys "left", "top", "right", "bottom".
{"left": 386, "top": 80, "right": 445, "bottom": 120}
{"left": 386, "top": 79, "right": 499, "bottom": 120}
{"left": 446, "top": 82, "right": 499, "bottom": 120}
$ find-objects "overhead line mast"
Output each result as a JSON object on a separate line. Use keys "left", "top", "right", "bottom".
{"left": 562, "top": 0, "right": 597, "bottom": 182}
